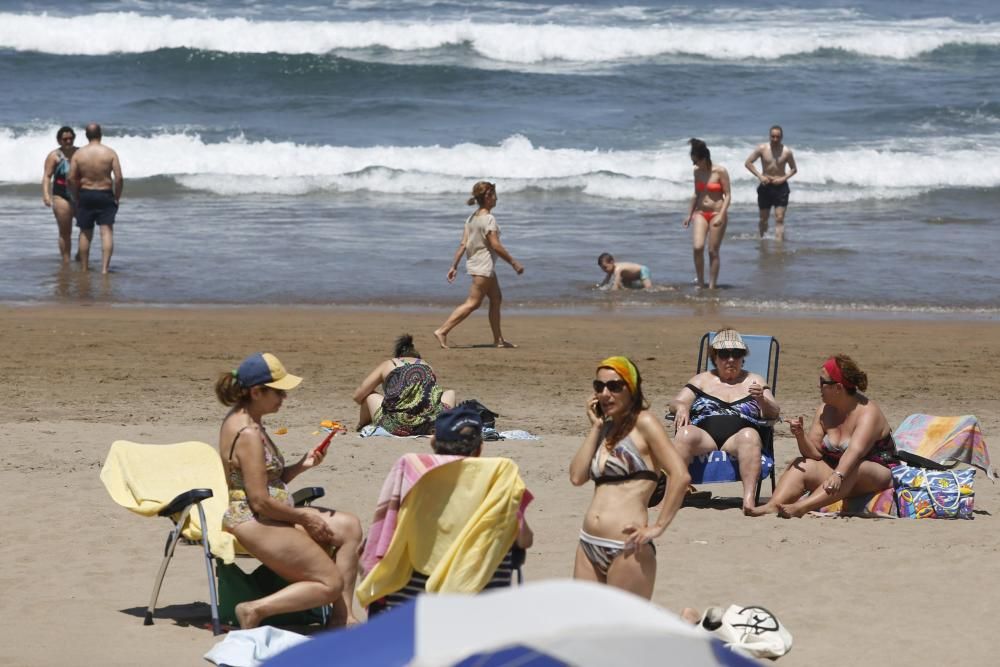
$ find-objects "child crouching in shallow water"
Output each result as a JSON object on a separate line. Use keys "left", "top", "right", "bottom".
{"left": 597, "top": 253, "right": 652, "bottom": 290}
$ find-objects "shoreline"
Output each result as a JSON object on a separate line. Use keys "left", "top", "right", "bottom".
{"left": 3, "top": 304, "right": 998, "bottom": 666}
{"left": 4, "top": 300, "right": 998, "bottom": 323}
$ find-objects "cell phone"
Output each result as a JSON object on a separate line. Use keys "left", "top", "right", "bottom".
{"left": 314, "top": 430, "right": 336, "bottom": 456}
{"left": 594, "top": 401, "right": 604, "bottom": 418}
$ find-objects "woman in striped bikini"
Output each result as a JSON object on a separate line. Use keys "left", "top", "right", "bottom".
{"left": 569, "top": 356, "right": 689, "bottom": 599}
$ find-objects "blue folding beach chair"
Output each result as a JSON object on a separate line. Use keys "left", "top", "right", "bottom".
{"left": 679, "top": 332, "right": 780, "bottom": 504}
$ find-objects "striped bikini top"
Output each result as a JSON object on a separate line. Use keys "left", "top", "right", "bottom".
{"left": 590, "top": 428, "right": 658, "bottom": 485}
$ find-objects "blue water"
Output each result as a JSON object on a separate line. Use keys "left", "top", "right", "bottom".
{"left": 1, "top": 1, "right": 998, "bottom": 315}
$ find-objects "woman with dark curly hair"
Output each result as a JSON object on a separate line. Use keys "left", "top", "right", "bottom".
{"left": 748, "top": 354, "right": 898, "bottom": 518}
{"left": 569, "top": 356, "right": 689, "bottom": 598}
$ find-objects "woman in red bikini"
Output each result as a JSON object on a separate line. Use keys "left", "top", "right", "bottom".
{"left": 684, "top": 138, "right": 731, "bottom": 289}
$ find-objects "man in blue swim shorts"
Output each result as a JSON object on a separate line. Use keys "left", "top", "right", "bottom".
{"left": 597, "top": 253, "right": 653, "bottom": 290}
{"left": 69, "top": 123, "right": 124, "bottom": 274}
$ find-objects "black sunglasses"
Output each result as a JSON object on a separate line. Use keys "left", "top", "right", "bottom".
{"left": 60, "top": 135, "right": 75, "bottom": 141}
{"left": 716, "top": 349, "right": 745, "bottom": 360}
{"left": 819, "top": 377, "right": 838, "bottom": 387}
{"left": 593, "top": 379, "right": 628, "bottom": 394}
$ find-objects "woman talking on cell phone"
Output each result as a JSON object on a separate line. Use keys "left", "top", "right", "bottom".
{"left": 569, "top": 356, "right": 689, "bottom": 599}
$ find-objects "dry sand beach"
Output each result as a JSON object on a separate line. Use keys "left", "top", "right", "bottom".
{"left": 2, "top": 305, "right": 998, "bottom": 666}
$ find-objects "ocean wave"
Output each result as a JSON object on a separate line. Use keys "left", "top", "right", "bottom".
{"left": 3, "top": 12, "right": 1000, "bottom": 63}
{"left": 5, "top": 129, "right": 1000, "bottom": 200}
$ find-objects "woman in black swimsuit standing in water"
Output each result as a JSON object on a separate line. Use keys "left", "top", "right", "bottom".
{"left": 669, "top": 329, "right": 780, "bottom": 515}
{"left": 41, "top": 126, "right": 78, "bottom": 263}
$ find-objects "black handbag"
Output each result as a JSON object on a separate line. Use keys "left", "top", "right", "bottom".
{"left": 458, "top": 399, "right": 500, "bottom": 429}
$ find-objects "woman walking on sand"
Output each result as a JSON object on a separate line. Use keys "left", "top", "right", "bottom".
{"left": 434, "top": 181, "right": 524, "bottom": 349}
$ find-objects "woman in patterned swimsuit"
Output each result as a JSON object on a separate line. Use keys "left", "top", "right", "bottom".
{"left": 217, "top": 352, "right": 363, "bottom": 629}
{"left": 669, "top": 328, "right": 781, "bottom": 515}
{"left": 41, "top": 126, "right": 78, "bottom": 263}
{"left": 747, "top": 354, "right": 899, "bottom": 518}
{"left": 569, "top": 356, "right": 689, "bottom": 599}
{"left": 353, "top": 333, "right": 455, "bottom": 435}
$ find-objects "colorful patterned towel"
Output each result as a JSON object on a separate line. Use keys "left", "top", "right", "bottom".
{"left": 893, "top": 414, "right": 995, "bottom": 480}
{"left": 817, "top": 487, "right": 897, "bottom": 518}
{"left": 360, "top": 453, "right": 462, "bottom": 575}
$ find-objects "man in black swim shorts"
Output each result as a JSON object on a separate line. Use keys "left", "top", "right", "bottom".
{"left": 76, "top": 189, "right": 118, "bottom": 229}
{"left": 69, "top": 123, "right": 124, "bottom": 274}
{"left": 745, "top": 125, "right": 797, "bottom": 242}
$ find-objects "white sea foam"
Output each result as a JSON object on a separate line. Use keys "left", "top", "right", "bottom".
{"left": 705, "top": 297, "right": 1000, "bottom": 318}
{"left": 5, "top": 128, "right": 1000, "bottom": 201}
{"left": 2, "top": 11, "right": 1000, "bottom": 62}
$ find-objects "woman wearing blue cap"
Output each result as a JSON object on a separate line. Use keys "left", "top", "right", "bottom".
{"left": 215, "top": 352, "right": 363, "bottom": 629}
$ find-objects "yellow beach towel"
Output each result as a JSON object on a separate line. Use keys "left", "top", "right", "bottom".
{"left": 100, "top": 440, "right": 237, "bottom": 563}
{"left": 357, "top": 457, "right": 527, "bottom": 607}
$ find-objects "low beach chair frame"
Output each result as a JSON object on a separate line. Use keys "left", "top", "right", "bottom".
{"left": 692, "top": 331, "right": 780, "bottom": 504}
{"left": 144, "top": 486, "right": 325, "bottom": 635}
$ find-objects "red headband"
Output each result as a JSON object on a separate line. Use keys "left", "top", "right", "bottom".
{"left": 823, "top": 357, "right": 855, "bottom": 390}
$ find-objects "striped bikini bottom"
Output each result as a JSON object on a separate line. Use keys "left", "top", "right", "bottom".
{"left": 578, "top": 529, "right": 656, "bottom": 578}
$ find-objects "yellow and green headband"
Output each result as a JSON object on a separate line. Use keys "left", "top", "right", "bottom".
{"left": 598, "top": 356, "right": 638, "bottom": 394}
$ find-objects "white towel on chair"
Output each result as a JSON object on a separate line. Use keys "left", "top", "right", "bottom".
{"left": 204, "top": 627, "right": 309, "bottom": 667}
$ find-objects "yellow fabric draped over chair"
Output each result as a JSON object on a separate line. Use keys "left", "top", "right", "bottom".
{"left": 100, "top": 440, "right": 237, "bottom": 563}
{"left": 357, "top": 457, "right": 526, "bottom": 607}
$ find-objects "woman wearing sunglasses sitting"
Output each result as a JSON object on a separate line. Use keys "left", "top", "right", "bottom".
{"left": 569, "top": 356, "right": 689, "bottom": 599}
{"left": 669, "top": 328, "right": 780, "bottom": 515}
{"left": 747, "top": 354, "right": 898, "bottom": 518}
{"left": 216, "top": 353, "right": 363, "bottom": 628}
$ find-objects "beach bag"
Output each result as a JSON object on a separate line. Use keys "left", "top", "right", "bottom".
{"left": 700, "top": 604, "right": 793, "bottom": 659}
{"left": 892, "top": 465, "right": 975, "bottom": 519}
{"left": 459, "top": 399, "right": 499, "bottom": 429}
